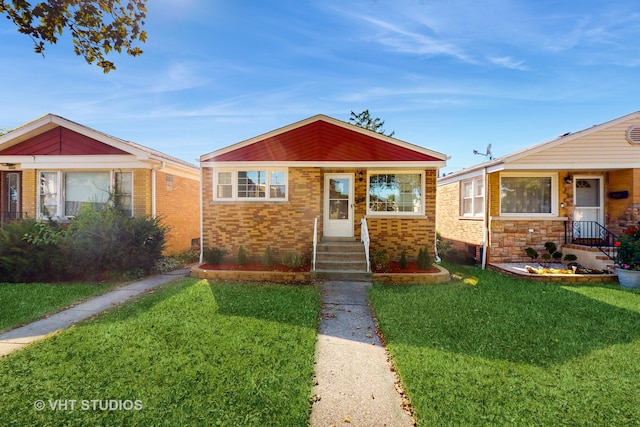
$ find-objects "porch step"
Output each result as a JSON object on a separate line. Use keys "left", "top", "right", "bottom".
{"left": 312, "top": 238, "right": 370, "bottom": 281}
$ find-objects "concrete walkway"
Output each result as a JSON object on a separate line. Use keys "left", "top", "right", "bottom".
{"left": 310, "top": 280, "right": 414, "bottom": 427}
{"left": 0, "top": 267, "right": 191, "bottom": 358}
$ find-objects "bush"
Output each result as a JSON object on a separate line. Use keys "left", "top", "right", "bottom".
{"left": 262, "top": 246, "right": 274, "bottom": 268}
{"left": 203, "top": 247, "right": 227, "bottom": 265}
{"left": 237, "top": 246, "right": 248, "bottom": 266}
{"left": 373, "top": 249, "right": 390, "bottom": 272}
{"left": 282, "top": 252, "right": 305, "bottom": 269}
{"left": 399, "top": 250, "right": 408, "bottom": 270}
{"left": 417, "top": 246, "right": 432, "bottom": 270}
{"left": 0, "top": 219, "right": 64, "bottom": 282}
{"left": 59, "top": 205, "right": 167, "bottom": 281}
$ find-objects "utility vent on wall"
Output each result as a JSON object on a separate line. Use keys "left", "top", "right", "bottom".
{"left": 626, "top": 125, "right": 640, "bottom": 144}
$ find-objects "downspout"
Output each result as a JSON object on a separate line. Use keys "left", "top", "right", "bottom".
{"left": 481, "top": 166, "right": 489, "bottom": 269}
{"left": 199, "top": 166, "right": 204, "bottom": 265}
{"left": 151, "top": 161, "right": 166, "bottom": 218}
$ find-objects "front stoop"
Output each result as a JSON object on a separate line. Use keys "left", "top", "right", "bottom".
{"left": 312, "top": 238, "right": 372, "bottom": 282}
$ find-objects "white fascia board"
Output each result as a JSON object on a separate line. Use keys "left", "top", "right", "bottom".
{"left": 7, "top": 155, "right": 147, "bottom": 169}
{"left": 437, "top": 168, "right": 485, "bottom": 186}
{"left": 502, "top": 163, "right": 636, "bottom": 170}
{"left": 200, "top": 160, "right": 446, "bottom": 169}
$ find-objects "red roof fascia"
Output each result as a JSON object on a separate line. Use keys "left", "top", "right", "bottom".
{"left": 208, "top": 121, "right": 440, "bottom": 162}
{"left": 0, "top": 127, "right": 128, "bottom": 156}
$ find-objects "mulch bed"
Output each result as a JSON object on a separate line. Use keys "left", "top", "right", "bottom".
{"left": 199, "top": 262, "right": 309, "bottom": 272}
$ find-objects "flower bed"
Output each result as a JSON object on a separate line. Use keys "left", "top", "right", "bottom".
{"left": 490, "top": 263, "right": 617, "bottom": 283}
{"left": 373, "top": 262, "right": 450, "bottom": 285}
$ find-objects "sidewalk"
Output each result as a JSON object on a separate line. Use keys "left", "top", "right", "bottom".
{"left": 310, "top": 280, "right": 414, "bottom": 427}
{"left": 0, "top": 267, "right": 191, "bottom": 358}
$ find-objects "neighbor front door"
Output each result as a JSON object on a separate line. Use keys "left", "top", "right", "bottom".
{"left": 574, "top": 176, "right": 603, "bottom": 239}
{"left": 323, "top": 173, "right": 354, "bottom": 238}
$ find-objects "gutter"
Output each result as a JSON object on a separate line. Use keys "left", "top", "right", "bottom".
{"left": 199, "top": 166, "right": 204, "bottom": 265}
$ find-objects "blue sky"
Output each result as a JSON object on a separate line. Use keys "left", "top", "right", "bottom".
{"left": 2, "top": 0, "right": 640, "bottom": 173}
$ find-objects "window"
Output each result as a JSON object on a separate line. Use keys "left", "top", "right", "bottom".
{"left": 115, "top": 172, "right": 133, "bottom": 216}
{"left": 166, "top": 174, "right": 174, "bottom": 191}
{"left": 500, "top": 173, "right": 556, "bottom": 215}
{"left": 368, "top": 172, "right": 423, "bottom": 215}
{"left": 213, "top": 169, "right": 288, "bottom": 201}
{"left": 39, "top": 171, "right": 133, "bottom": 218}
{"left": 461, "top": 177, "right": 484, "bottom": 217}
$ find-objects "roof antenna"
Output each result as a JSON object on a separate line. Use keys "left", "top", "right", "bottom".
{"left": 473, "top": 143, "right": 493, "bottom": 160}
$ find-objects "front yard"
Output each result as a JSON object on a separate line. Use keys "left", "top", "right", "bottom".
{"left": 3, "top": 267, "right": 640, "bottom": 425}
{"left": 370, "top": 263, "right": 640, "bottom": 425}
{"left": 0, "top": 278, "right": 320, "bottom": 426}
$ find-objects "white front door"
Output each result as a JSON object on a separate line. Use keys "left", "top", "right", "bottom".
{"left": 323, "top": 174, "right": 354, "bottom": 237}
{"left": 574, "top": 176, "right": 604, "bottom": 238}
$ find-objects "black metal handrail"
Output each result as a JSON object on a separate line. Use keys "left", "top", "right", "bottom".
{"left": 565, "top": 221, "right": 617, "bottom": 261}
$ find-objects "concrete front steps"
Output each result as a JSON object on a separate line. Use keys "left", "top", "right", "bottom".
{"left": 311, "top": 237, "right": 372, "bottom": 282}
{"left": 562, "top": 243, "right": 616, "bottom": 271}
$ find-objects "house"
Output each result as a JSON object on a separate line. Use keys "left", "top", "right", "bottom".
{"left": 199, "top": 114, "right": 447, "bottom": 273}
{"left": 0, "top": 114, "right": 200, "bottom": 255}
{"left": 436, "top": 111, "right": 640, "bottom": 269}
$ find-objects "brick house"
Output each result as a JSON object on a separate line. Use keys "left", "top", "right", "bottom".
{"left": 0, "top": 114, "right": 200, "bottom": 255}
{"left": 199, "top": 114, "right": 447, "bottom": 272}
{"left": 436, "top": 111, "right": 640, "bottom": 269}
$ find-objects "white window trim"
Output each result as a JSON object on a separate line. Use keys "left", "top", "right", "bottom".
{"left": 213, "top": 168, "right": 289, "bottom": 202}
{"left": 499, "top": 172, "right": 558, "bottom": 217}
{"left": 461, "top": 176, "right": 484, "bottom": 217}
{"left": 366, "top": 170, "right": 425, "bottom": 216}
{"left": 37, "top": 170, "right": 134, "bottom": 219}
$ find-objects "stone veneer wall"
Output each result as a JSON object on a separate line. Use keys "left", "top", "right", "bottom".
{"left": 488, "top": 218, "right": 567, "bottom": 263}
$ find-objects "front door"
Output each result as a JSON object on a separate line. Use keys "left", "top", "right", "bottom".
{"left": 1, "top": 172, "right": 21, "bottom": 222}
{"left": 574, "top": 176, "right": 603, "bottom": 239}
{"left": 323, "top": 174, "right": 354, "bottom": 237}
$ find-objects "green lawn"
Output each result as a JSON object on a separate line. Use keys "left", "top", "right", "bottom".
{"left": 370, "top": 264, "right": 640, "bottom": 426}
{"left": 0, "top": 278, "right": 320, "bottom": 426}
{"left": 0, "top": 282, "right": 110, "bottom": 333}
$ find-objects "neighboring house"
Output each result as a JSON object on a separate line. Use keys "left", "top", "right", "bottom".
{"left": 0, "top": 114, "right": 200, "bottom": 255}
{"left": 199, "top": 114, "right": 447, "bottom": 269}
{"left": 436, "top": 111, "right": 640, "bottom": 269}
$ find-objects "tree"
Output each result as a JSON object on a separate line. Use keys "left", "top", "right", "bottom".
{"left": 348, "top": 109, "right": 395, "bottom": 137}
{"left": 0, "top": 0, "right": 148, "bottom": 73}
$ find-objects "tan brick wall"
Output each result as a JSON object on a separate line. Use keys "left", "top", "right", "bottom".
{"left": 133, "top": 169, "right": 151, "bottom": 217}
{"left": 202, "top": 167, "right": 322, "bottom": 261}
{"left": 436, "top": 180, "right": 484, "bottom": 246}
{"left": 21, "top": 169, "right": 37, "bottom": 218}
{"left": 202, "top": 167, "right": 439, "bottom": 263}
{"left": 155, "top": 171, "right": 200, "bottom": 255}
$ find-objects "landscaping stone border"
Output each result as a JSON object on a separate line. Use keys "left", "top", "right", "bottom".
{"left": 490, "top": 263, "right": 618, "bottom": 283}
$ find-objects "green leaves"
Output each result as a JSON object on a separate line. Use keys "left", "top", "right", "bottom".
{"left": 0, "top": 0, "right": 148, "bottom": 72}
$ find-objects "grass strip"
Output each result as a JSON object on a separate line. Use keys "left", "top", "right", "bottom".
{"left": 0, "top": 282, "right": 110, "bottom": 333}
{"left": 0, "top": 278, "right": 320, "bottom": 426}
{"left": 370, "top": 264, "right": 640, "bottom": 426}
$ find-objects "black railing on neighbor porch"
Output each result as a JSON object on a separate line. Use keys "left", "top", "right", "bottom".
{"left": 565, "top": 221, "right": 617, "bottom": 262}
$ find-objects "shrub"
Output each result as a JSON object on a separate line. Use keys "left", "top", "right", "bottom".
{"left": 282, "top": 252, "right": 305, "bottom": 269}
{"left": 0, "top": 219, "right": 64, "bottom": 282}
{"left": 203, "top": 247, "right": 227, "bottom": 265}
{"left": 59, "top": 205, "right": 167, "bottom": 281}
{"left": 237, "top": 246, "right": 248, "bottom": 266}
{"left": 399, "top": 250, "right": 408, "bottom": 270}
{"left": 417, "top": 246, "right": 432, "bottom": 270}
{"left": 373, "top": 249, "right": 390, "bottom": 272}
{"left": 262, "top": 246, "right": 274, "bottom": 268}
